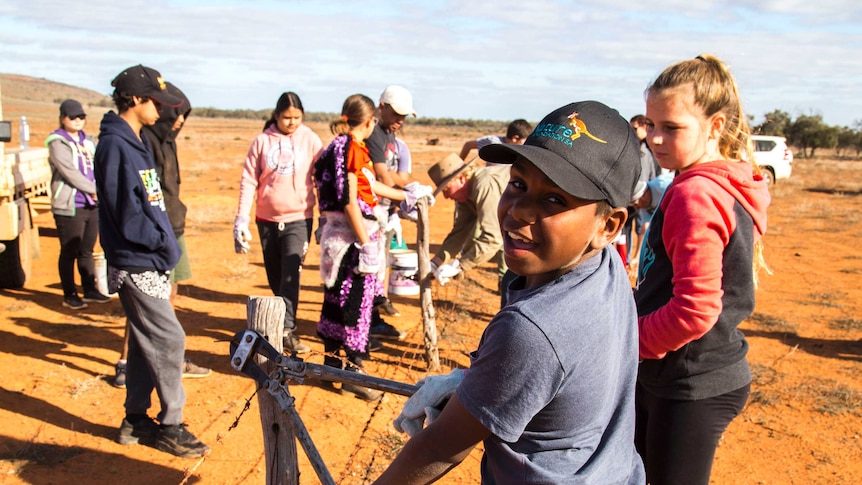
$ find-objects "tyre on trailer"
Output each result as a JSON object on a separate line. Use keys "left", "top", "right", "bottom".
{"left": 0, "top": 208, "right": 33, "bottom": 289}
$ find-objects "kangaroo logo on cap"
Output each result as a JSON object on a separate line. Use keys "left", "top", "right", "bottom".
{"left": 567, "top": 112, "right": 606, "bottom": 144}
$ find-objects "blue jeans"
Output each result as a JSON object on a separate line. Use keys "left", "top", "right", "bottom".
{"left": 118, "top": 272, "right": 187, "bottom": 425}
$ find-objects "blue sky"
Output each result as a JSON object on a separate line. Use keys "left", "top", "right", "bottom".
{"left": 1, "top": 0, "right": 860, "bottom": 127}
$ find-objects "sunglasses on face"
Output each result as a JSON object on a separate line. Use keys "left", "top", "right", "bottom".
{"left": 68, "top": 115, "right": 86, "bottom": 120}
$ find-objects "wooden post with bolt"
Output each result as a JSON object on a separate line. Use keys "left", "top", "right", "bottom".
{"left": 247, "top": 295, "right": 299, "bottom": 485}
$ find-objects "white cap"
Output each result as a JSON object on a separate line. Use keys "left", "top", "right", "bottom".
{"left": 380, "top": 85, "right": 417, "bottom": 117}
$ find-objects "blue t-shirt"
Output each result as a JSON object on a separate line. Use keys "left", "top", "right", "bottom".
{"left": 457, "top": 247, "right": 644, "bottom": 484}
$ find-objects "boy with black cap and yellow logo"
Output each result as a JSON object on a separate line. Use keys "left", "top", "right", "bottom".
{"left": 94, "top": 65, "right": 209, "bottom": 459}
{"left": 376, "top": 101, "right": 645, "bottom": 484}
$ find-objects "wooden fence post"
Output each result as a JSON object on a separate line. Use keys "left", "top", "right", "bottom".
{"left": 247, "top": 295, "right": 299, "bottom": 485}
{"left": 415, "top": 198, "right": 440, "bottom": 371}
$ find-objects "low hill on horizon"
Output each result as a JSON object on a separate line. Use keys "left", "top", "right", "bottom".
{"left": 1, "top": 73, "right": 111, "bottom": 110}
{"left": 0, "top": 73, "right": 510, "bottom": 132}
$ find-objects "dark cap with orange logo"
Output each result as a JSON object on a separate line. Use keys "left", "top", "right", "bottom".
{"left": 111, "top": 65, "right": 183, "bottom": 108}
{"left": 479, "top": 101, "right": 641, "bottom": 208}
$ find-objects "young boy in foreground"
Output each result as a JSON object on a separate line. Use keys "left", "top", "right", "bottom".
{"left": 374, "top": 101, "right": 645, "bottom": 484}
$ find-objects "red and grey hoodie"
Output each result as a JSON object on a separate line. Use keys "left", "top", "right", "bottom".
{"left": 634, "top": 160, "right": 770, "bottom": 401}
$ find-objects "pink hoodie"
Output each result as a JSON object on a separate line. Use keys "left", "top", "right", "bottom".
{"left": 236, "top": 123, "right": 323, "bottom": 223}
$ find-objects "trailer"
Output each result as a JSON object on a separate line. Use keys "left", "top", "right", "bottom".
{"left": 0, "top": 84, "right": 51, "bottom": 288}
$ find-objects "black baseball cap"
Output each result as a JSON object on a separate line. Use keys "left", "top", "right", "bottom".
{"left": 480, "top": 101, "right": 641, "bottom": 208}
{"left": 111, "top": 65, "right": 183, "bottom": 107}
{"left": 59, "top": 99, "right": 86, "bottom": 118}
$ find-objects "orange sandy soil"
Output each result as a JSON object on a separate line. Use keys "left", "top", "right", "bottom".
{"left": 1, "top": 86, "right": 861, "bottom": 484}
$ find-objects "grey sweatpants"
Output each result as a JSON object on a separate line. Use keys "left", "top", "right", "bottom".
{"left": 118, "top": 272, "right": 187, "bottom": 425}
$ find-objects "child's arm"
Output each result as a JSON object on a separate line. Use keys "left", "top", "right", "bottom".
{"left": 458, "top": 138, "right": 478, "bottom": 160}
{"left": 638, "top": 181, "right": 736, "bottom": 359}
{"left": 344, "top": 173, "right": 370, "bottom": 244}
{"left": 373, "top": 394, "right": 489, "bottom": 484}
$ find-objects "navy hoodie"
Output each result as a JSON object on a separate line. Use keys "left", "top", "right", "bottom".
{"left": 94, "top": 111, "right": 180, "bottom": 271}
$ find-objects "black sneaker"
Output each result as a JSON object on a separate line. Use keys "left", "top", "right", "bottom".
{"left": 82, "top": 290, "right": 112, "bottom": 303}
{"left": 283, "top": 331, "right": 311, "bottom": 354}
{"left": 367, "top": 336, "right": 383, "bottom": 352}
{"left": 62, "top": 295, "right": 88, "bottom": 310}
{"left": 118, "top": 416, "right": 159, "bottom": 445}
{"left": 113, "top": 361, "right": 127, "bottom": 388}
{"left": 156, "top": 424, "right": 210, "bottom": 458}
{"left": 369, "top": 311, "right": 406, "bottom": 341}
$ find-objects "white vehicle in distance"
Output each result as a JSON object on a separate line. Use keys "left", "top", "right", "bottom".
{"left": 751, "top": 135, "right": 793, "bottom": 185}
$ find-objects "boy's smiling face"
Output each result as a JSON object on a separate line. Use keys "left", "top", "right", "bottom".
{"left": 498, "top": 157, "right": 624, "bottom": 288}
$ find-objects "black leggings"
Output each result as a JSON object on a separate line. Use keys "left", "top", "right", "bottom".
{"left": 54, "top": 208, "right": 99, "bottom": 297}
{"left": 635, "top": 382, "right": 750, "bottom": 485}
{"left": 256, "top": 219, "right": 312, "bottom": 331}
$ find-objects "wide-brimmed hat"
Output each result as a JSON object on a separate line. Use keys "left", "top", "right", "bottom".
{"left": 427, "top": 153, "right": 474, "bottom": 196}
{"left": 111, "top": 65, "right": 183, "bottom": 108}
{"left": 480, "top": 100, "right": 641, "bottom": 208}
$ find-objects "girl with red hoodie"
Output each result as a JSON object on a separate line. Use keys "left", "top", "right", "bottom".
{"left": 233, "top": 92, "right": 322, "bottom": 354}
{"left": 634, "top": 54, "right": 771, "bottom": 485}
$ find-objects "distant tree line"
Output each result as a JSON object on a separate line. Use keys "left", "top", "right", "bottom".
{"left": 95, "top": 98, "right": 862, "bottom": 158}
{"left": 190, "top": 107, "right": 506, "bottom": 132}
{"left": 751, "top": 110, "right": 862, "bottom": 158}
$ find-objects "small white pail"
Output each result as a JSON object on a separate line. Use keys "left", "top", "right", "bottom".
{"left": 94, "top": 252, "right": 113, "bottom": 296}
{"left": 388, "top": 249, "right": 419, "bottom": 296}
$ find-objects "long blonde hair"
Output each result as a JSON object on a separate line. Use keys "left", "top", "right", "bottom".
{"left": 648, "top": 54, "right": 770, "bottom": 285}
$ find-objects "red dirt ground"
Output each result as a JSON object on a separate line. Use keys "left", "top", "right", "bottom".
{"left": 1, "top": 85, "right": 860, "bottom": 484}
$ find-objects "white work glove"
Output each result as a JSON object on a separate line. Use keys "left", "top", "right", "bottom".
{"left": 433, "top": 259, "right": 461, "bottom": 286}
{"left": 401, "top": 182, "right": 435, "bottom": 212}
{"left": 355, "top": 242, "right": 379, "bottom": 275}
{"left": 234, "top": 217, "right": 253, "bottom": 254}
{"left": 399, "top": 205, "right": 419, "bottom": 222}
{"left": 386, "top": 213, "right": 403, "bottom": 247}
{"left": 393, "top": 369, "right": 466, "bottom": 437}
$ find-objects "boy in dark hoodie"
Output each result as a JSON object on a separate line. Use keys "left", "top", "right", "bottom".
{"left": 112, "top": 82, "right": 210, "bottom": 388}
{"left": 94, "top": 65, "right": 209, "bottom": 459}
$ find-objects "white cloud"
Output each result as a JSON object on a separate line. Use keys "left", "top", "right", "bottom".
{"left": 0, "top": 0, "right": 860, "bottom": 126}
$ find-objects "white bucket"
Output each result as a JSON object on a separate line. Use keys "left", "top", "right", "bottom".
{"left": 94, "top": 252, "right": 113, "bottom": 296}
{"left": 388, "top": 249, "right": 419, "bottom": 296}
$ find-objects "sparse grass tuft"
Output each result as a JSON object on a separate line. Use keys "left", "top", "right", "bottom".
{"left": 222, "top": 258, "right": 257, "bottom": 281}
{"left": 799, "top": 292, "right": 846, "bottom": 309}
{"left": 815, "top": 386, "right": 862, "bottom": 416}
{"left": 5, "top": 441, "right": 85, "bottom": 466}
{"left": 829, "top": 317, "right": 862, "bottom": 331}
{"left": 747, "top": 312, "right": 796, "bottom": 330}
{"left": 790, "top": 378, "right": 862, "bottom": 416}
{"left": 4, "top": 301, "right": 30, "bottom": 312}
{"left": 70, "top": 376, "right": 102, "bottom": 399}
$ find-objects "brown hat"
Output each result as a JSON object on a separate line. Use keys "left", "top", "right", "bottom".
{"left": 428, "top": 153, "right": 474, "bottom": 196}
